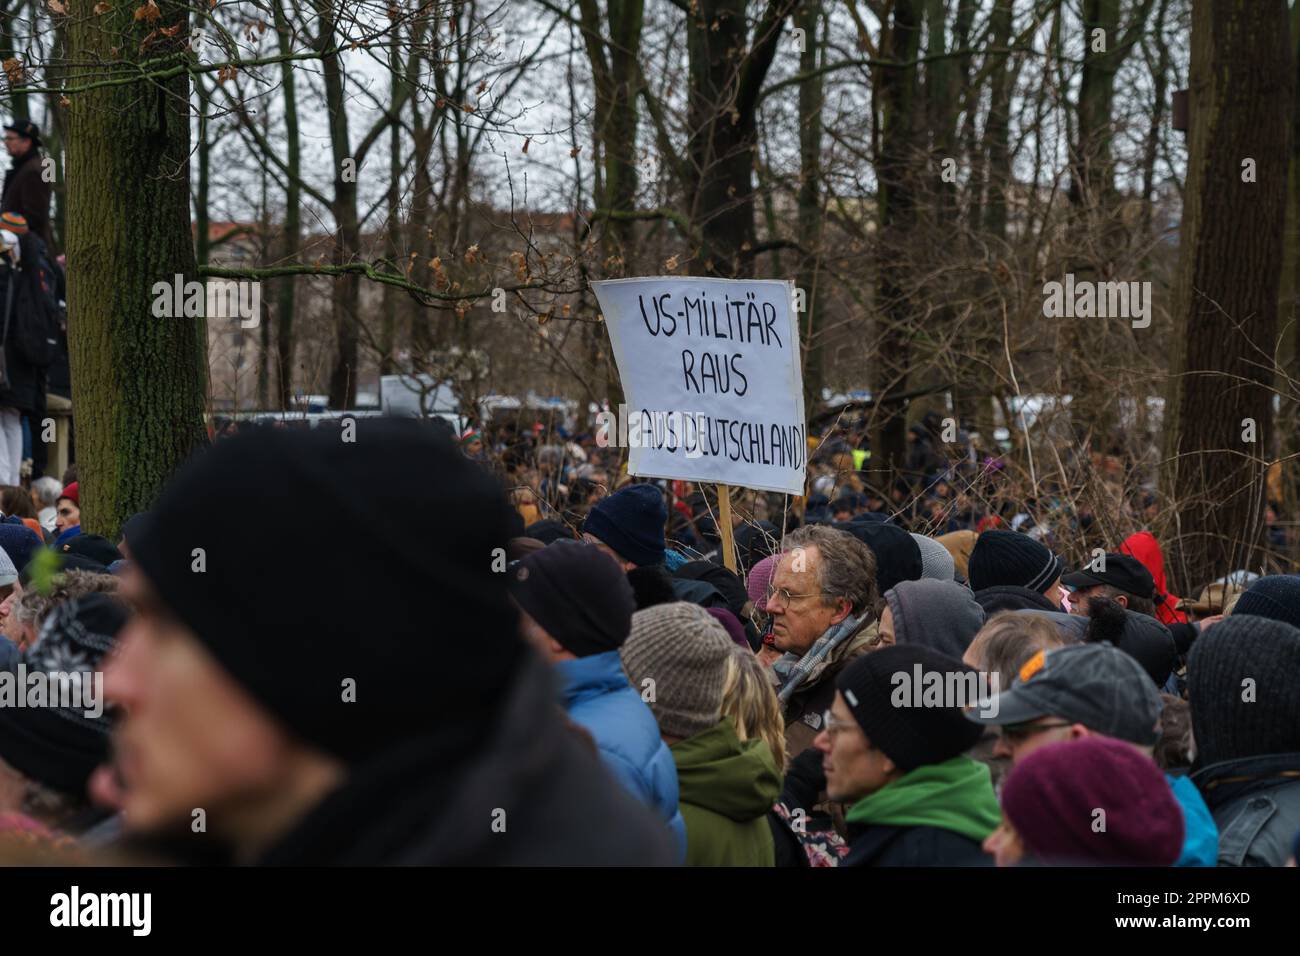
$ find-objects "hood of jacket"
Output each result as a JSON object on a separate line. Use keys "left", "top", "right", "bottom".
{"left": 1122, "top": 531, "right": 1187, "bottom": 625}
{"left": 673, "top": 717, "right": 781, "bottom": 823}
{"left": 886, "top": 578, "right": 985, "bottom": 658}
{"left": 845, "top": 755, "right": 1000, "bottom": 842}
{"left": 555, "top": 649, "right": 630, "bottom": 706}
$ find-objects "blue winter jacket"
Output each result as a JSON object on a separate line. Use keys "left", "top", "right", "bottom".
{"left": 1167, "top": 772, "right": 1218, "bottom": 867}
{"left": 556, "top": 651, "right": 687, "bottom": 863}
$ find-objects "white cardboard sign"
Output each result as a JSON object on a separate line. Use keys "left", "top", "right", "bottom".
{"left": 591, "top": 276, "right": 807, "bottom": 495}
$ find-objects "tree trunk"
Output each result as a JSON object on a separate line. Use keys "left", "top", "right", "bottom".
{"left": 796, "top": 0, "right": 824, "bottom": 411}
{"left": 686, "top": 0, "right": 799, "bottom": 278}
{"left": 579, "top": 0, "right": 644, "bottom": 263}
{"left": 380, "top": 40, "right": 402, "bottom": 377}
{"left": 0, "top": 1, "right": 29, "bottom": 119}
{"left": 65, "top": 2, "right": 209, "bottom": 536}
{"left": 1163, "top": 0, "right": 1293, "bottom": 590}
{"left": 870, "top": 0, "right": 922, "bottom": 482}
{"left": 274, "top": 0, "right": 300, "bottom": 409}
{"left": 317, "top": 0, "right": 360, "bottom": 410}
{"left": 195, "top": 77, "right": 211, "bottom": 268}
{"left": 983, "top": 0, "right": 1013, "bottom": 240}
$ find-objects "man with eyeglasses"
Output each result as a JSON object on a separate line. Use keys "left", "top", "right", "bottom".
{"left": 964, "top": 641, "right": 1217, "bottom": 867}
{"left": 1, "top": 119, "right": 53, "bottom": 251}
{"left": 813, "top": 644, "right": 998, "bottom": 866}
{"left": 764, "top": 524, "right": 878, "bottom": 757}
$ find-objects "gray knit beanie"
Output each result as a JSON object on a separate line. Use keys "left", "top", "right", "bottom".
{"left": 911, "top": 533, "right": 956, "bottom": 582}
{"left": 885, "top": 578, "right": 985, "bottom": 659}
{"left": 620, "top": 601, "right": 734, "bottom": 739}
{"left": 1188, "top": 614, "right": 1300, "bottom": 767}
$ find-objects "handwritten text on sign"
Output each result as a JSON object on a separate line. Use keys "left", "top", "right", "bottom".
{"left": 592, "top": 277, "right": 806, "bottom": 495}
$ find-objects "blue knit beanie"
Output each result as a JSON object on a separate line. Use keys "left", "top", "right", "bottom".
{"left": 583, "top": 484, "right": 666, "bottom": 567}
{"left": 1231, "top": 575, "right": 1300, "bottom": 630}
{"left": 0, "top": 521, "right": 43, "bottom": 574}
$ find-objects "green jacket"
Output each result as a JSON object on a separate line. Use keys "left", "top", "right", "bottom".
{"left": 845, "top": 755, "right": 1001, "bottom": 841}
{"left": 673, "top": 718, "right": 782, "bottom": 866}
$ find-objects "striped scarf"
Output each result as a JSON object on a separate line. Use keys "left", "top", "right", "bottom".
{"left": 774, "top": 611, "right": 869, "bottom": 704}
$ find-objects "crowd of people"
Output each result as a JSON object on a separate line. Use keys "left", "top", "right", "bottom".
{"left": 0, "top": 410, "right": 1287, "bottom": 867}
{"left": 458, "top": 413, "right": 1297, "bottom": 866}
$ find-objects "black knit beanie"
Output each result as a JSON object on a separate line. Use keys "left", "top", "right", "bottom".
{"left": 130, "top": 419, "right": 525, "bottom": 765}
{"left": 834, "top": 519, "right": 922, "bottom": 595}
{"left": 510, "top": 540, "right": 635, "bottom": 656}
{"left": 1231, "top": 575, "right": 1300, "bottom": 631}
{"left": 1188, "top": 614, "right": 1300, "bottom": 766}
{"left": 0, "top": 594, "right": 128, "bottom": 795}
{"left": 968, "top": 529, "right": 1064, "bottom": 594}
{"left": 835, "top": 644, "right": 986, "bottom": 772}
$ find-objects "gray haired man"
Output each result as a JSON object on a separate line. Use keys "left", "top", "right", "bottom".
{"left": 764, "top": 524, "right": 879, "bottom": 756}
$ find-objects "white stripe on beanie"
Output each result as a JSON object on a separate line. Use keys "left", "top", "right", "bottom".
{"left": 1026, "top": 551, "right": 1060, "bottom": 592}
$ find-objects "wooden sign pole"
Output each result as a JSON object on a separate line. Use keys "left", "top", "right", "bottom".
{"left": 717, "top": 483, "right": 737, "bottom": 572}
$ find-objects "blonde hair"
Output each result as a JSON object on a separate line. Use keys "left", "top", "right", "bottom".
{"left": 721, "top": 650, "right": 787, "bottom": 771}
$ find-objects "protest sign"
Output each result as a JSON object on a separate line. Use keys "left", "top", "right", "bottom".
{"left": 590, "top": 276, "right": 807, "bottom": 497}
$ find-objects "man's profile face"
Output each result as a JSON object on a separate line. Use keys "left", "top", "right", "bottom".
{"left": 767, "top": 546, "right": 844, "bottom": 655}
{"left": 1066, "top": 584, "right": 1126, "bottom": 615}
{"left": 814, "top": 692, "right": 895, "bottom": 802}
{"left": 105, "top": 565, "right": 307, "bottom": 836}
{"left": 3, "top": 132, "right": 29, "bottom": 158}
{"left": 55, "top": 501, "right": 80, "bottom": 534}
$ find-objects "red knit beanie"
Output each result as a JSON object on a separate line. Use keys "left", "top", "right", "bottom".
{"left": 58, "top": 482, "right": 78, "bottom": 506}
{"left": 1001, "top": 736, "right": 1183, "bottom": 866}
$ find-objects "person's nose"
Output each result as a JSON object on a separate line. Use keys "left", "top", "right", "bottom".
{"left": 103, "top": 625, "right": 145, "bottom": 709}
{"left": 992, "top": 735, "right": 1012, "bottom": 759}
{"left": 814, "top": 729, "right": 830, "bottom": 753}
{"left": 982, "top": 830, "right": 999, "bottom": 855}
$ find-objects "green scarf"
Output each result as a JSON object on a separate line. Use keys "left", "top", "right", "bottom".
{"left": 844, "top": 755, "right": 1000, "bottom": 842}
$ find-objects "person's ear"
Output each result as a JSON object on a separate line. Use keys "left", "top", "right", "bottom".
{"left": 1068, "top": 723, "right": 1090, "bottom": 740}
{"left": 1116, "top": 594, "right": 1128, "bottom": 609}
{"left": 830, "top": 596, "right": 852, "bottom": 626}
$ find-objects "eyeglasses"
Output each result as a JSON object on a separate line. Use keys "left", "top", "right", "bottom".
{"left": 821, "top": 709, "right": 861, "bottom": 737}
{"left": 765, "top": 584, "right": 831, "bottom": 609}
{"left": 998, "top": 721, "right": 1072, "bottom": 744}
